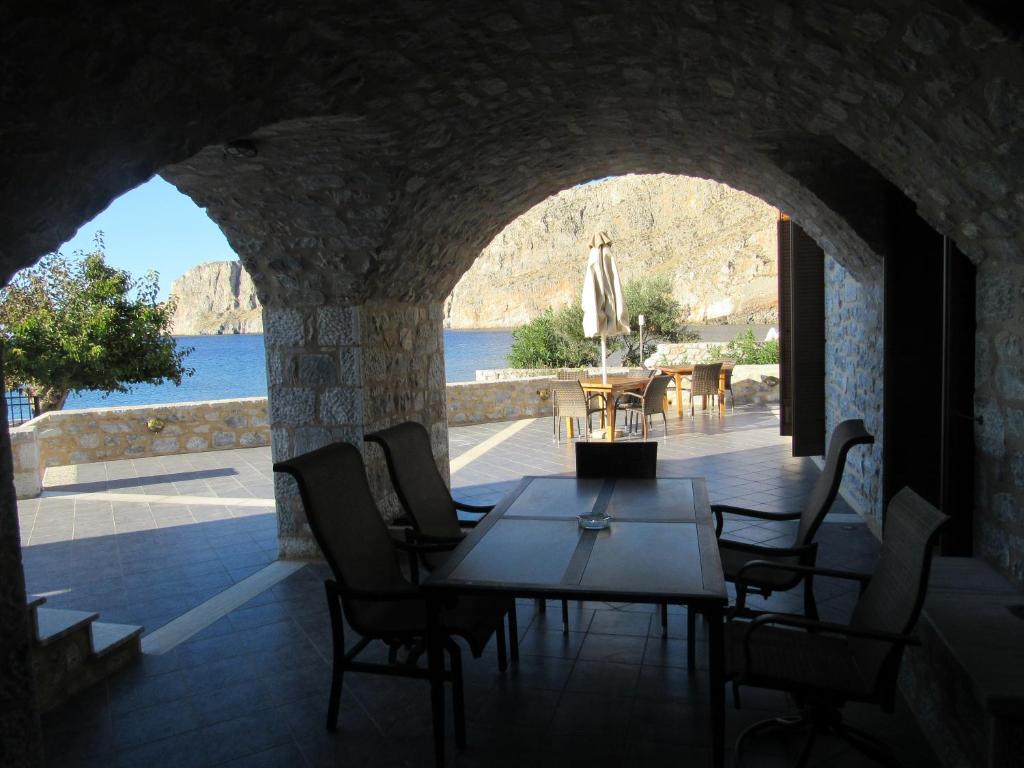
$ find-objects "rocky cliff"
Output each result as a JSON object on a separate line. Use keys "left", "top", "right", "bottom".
{"left": 168, "top": 261, "right": 262, "bottom": 335}
{"left": 169, "top": 174, "right": 778, "bottom": 334}
{"left": 445, "top": 174, "right": 778, "bottom": 328}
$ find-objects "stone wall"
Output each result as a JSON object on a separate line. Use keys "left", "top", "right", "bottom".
{"left": 824, "top": 255, "right": 884, "bottom": 531}
{"left": 648, "top": 342, "right": 735, "bottom": 365}
{"left": 974, "top": 257, "right": 1024, "bottom": 586}
{"left": 264, "top": 301, "right": 449, "bottom": 559}
{"left": 447, "top": 378, "right": 555, "bottom": 425}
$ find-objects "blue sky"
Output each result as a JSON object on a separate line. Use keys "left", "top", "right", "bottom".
{"left": 58, "top": 176, "right": 237, "bottom": 301}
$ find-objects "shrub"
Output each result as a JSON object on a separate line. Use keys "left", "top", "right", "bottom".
{"left": 717, "top": 329, "right": 779, "bottom": 364}
{"left": 506, "top": 305, "right": 601, "bottom": 368}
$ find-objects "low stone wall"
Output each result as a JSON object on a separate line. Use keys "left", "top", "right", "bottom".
{"left": 11, "top": 398, "right": 271, "bottom": 498}
{"left": 647, "top": 341, "right": 727, "bottom": 365}
{"left": 475, "top": 366, "right": 637, "bottom": 382}
{"left": 447, "top": 377, "right": 555, "bottom": 425}
{"left": 10, "top": 367, "right": 780, "bottom": 499}
{"left": 9, "top": 426, "right": 41, "bottom": 499}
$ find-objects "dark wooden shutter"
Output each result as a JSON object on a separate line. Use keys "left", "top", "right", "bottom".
{"left": 777, "top": 214, "right": 826, "bottom": 455}
{"left": 939, "top": 238, "right": 975, "bottom": 554}
{"left": 777, "top": 213, "right": 793, "bottom": 437}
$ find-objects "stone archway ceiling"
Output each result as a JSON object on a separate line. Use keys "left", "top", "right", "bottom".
{"left": 2, "top": 2, "right": 1023, "bottom": 296}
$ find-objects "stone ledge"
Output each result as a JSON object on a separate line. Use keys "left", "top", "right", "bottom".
{"left": 901, "top": 557, "right": 1024, "bottom": 768}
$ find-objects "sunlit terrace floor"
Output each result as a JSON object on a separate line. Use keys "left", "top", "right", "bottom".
{"left": 20, "top": 404, "right": 939, "bottom": 767}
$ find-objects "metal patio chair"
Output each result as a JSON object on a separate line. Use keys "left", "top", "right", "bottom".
{"left": 273, "top": 441, "right": 515, "bottom": 743}
{"left": 711, "top": 418, "right": 874, "bottom": 619}
{"left": 366, "top": 421, "right": 520, "bottom": 650}
{"left": 726, "top": 487, "right": 948, "bottom": 766}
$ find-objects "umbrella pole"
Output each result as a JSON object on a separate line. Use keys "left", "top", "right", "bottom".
{"left": 601, "top": 335, "right": 608, "bottom": 384}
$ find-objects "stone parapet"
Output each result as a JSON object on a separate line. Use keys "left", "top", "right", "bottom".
{"left": 448, "top": 377, "right": 556, "bottom": 425}
{"left": 11, "top": 398, "right": 271, "bottom": 498}
{"left": 9, "top": 424, "right": 41, "bottom": 499}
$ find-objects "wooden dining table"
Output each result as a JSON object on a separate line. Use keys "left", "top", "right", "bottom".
{"left": 422, "top": 475, "right": 728, "bottom": 767}
{"left": 658, "top": 362, "right": 736, "bottom": 415}
{"left": 575, "top": 375, "right": 651, "bottom": 442}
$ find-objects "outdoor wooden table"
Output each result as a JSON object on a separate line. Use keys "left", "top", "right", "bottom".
{"left": 658, "top": 362, "right": 736, "bottom": 416}
{"left": 423, "top": 476, "right": 728, "bottom": 768}
{"left": 574, "top": 375, "right": 651, "bottom": 441}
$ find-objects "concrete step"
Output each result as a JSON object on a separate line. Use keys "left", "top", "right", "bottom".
{"left": 34, "top": 608, "right": 98, "bottom": 646}
{"left": 31, "top": 609, "right": 143, "bottom": 712}
{"left": 90, "top": 621, "right": 144, "bottom": 658}
{"left": 26, "top": 595, "right": 47, "bottom": 637}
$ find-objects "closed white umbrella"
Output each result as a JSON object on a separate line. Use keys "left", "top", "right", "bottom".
{"left": 582, "top": 231, "right": 630, "bottom": 383}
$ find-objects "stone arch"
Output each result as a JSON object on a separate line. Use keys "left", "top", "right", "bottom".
{"left": 0, "top": 1, "right": 1021, "bottom": 563}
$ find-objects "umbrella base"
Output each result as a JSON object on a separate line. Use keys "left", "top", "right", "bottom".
{"left": 593, "top": 426, "right": 630, "bottom": 440}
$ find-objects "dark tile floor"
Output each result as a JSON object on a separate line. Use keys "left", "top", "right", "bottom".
{"left": 30, "top": 406, "right": 938, "bottom": 766}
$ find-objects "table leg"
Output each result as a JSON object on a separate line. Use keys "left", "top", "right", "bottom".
{"left": 718, "top": 373, "right": 726, "bottom": 413}
{"left": 566, "top": 417, "right": 574, "bottom": 439}
{"left": 708, "top": 605, "right": 725, "bottom": 768}
{"left": 675, "top": 373, "right": 683, "bottom": 417}
{"left": 426, "top": 595, "right": 446, "bottom": 768}
{"left": 606, "top": 396, "right": 617, "bottom": 442}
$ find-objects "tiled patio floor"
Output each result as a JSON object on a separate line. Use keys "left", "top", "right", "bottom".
{"left": 24, "top": 405, "right": 938, "bottom": 767}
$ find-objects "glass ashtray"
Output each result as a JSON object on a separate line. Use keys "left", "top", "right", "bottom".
{"left": 577, "top": 513, "right": 612, "bottom": 530}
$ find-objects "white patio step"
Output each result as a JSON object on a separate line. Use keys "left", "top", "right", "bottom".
{"left": 90, "top": 621, "right": 144, "bottom": 658}
{"left": 34, "top": 608, "right": 98, "bottom": 645}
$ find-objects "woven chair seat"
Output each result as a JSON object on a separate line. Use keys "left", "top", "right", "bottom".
{"left": 354, "top": 594, "right": 508, "bottom": 655}
{"left": 718, "top": 541, "right": 801, "bottom": 591}
{"left": 725, "top": 621, "right": 874, "bottom": 699}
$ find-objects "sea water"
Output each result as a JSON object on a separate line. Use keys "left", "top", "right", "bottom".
{"left": 63, "top": 330, "right": 514, "bottom": 410}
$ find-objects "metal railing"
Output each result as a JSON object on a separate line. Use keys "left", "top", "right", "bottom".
{"left": 5, "top": 388, "right": 39, "bottom": 426}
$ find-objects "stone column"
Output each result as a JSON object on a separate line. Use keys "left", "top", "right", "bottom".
{"left": 0, "top": 355, "right": 44, "bottom": 767}
{"left": 264, "top": 300, "right": 448, "bottom": 559}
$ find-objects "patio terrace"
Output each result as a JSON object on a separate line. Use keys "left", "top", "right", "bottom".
{"left": 23, "top": 405, "right": 937, "bottom": 767}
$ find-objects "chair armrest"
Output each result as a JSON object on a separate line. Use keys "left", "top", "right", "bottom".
{"left": 615, "top": 392, "right": 643, "bottom": 404}
{"left": 740, "top": 613, "right": 918, "bottom": 665}
{"left": 737, "top": 612, "right": 918, "bottom": 681}
{"left": 735, "top": 560, "right": 872, "bottom": 589}
{"left": 718, "top": 539, "right": 815, "bottom": 558}
{"left": 711, "top": 504, "right": 802, "bottom": 536}
{"left": 454, "top": 500, "right": 494, "bottom": 514}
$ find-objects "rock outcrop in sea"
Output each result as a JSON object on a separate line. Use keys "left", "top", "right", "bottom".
{"left": 169, "top": 174, "right": 778, "bottom": 334}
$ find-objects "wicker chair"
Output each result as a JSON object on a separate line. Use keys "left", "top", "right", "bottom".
{"left": 711, "top": 419, "right": 874, "bottom": 618}
{"left": 726, "top": 487, "right": 948, "bottom": 765}
{"left": 685, "top": 362, "right": 723, "bottom": 415}
{"left": 273, "top": 441, "right": 515, "bottom": 741}
{"left": 551, "top": 379, "right": 604, "bottom": 443}
{"left": 615, "top": 374, "right": 672, "bottom": 439}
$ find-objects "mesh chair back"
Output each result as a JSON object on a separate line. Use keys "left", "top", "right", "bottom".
{"left": 690, "top": 363, "right": 723, "bottom": 398}
{"left": 576, "top": 442, "right": 658, "bottom": 478}
{"left": 640, "top": 375, "right": 672, "bottom": 414}
{"left": 557, "top": 369, "right": 585, "bottom": 380}
{"left": 849, "top": 488, "right": 947, "bottom": 689}
{"left": 274, "top": 442, "right": 408, "bottom": 600}
{"left": 365, "top": 422, "right": 462, "bottom": 539}
{"left": 794, "top": 419, "right": 874, "bottom": 545}
{"left": 627, "top": 368, "right": 654, "bottom": 378}
{"left": 552, "top": 379, "right": 592, "bottom": 418}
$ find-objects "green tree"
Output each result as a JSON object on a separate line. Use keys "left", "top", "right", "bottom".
{"left": 618, "top": 276, "right": 699, "bottom": 365}
{"left": 507, "top": 276, "right": 700, "bottom": 369}
{"left": 0, "top": 235, "right": 193, "bottom": 412}
{"left": 507, "top": 305, "right": 601, "bottom": 368}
